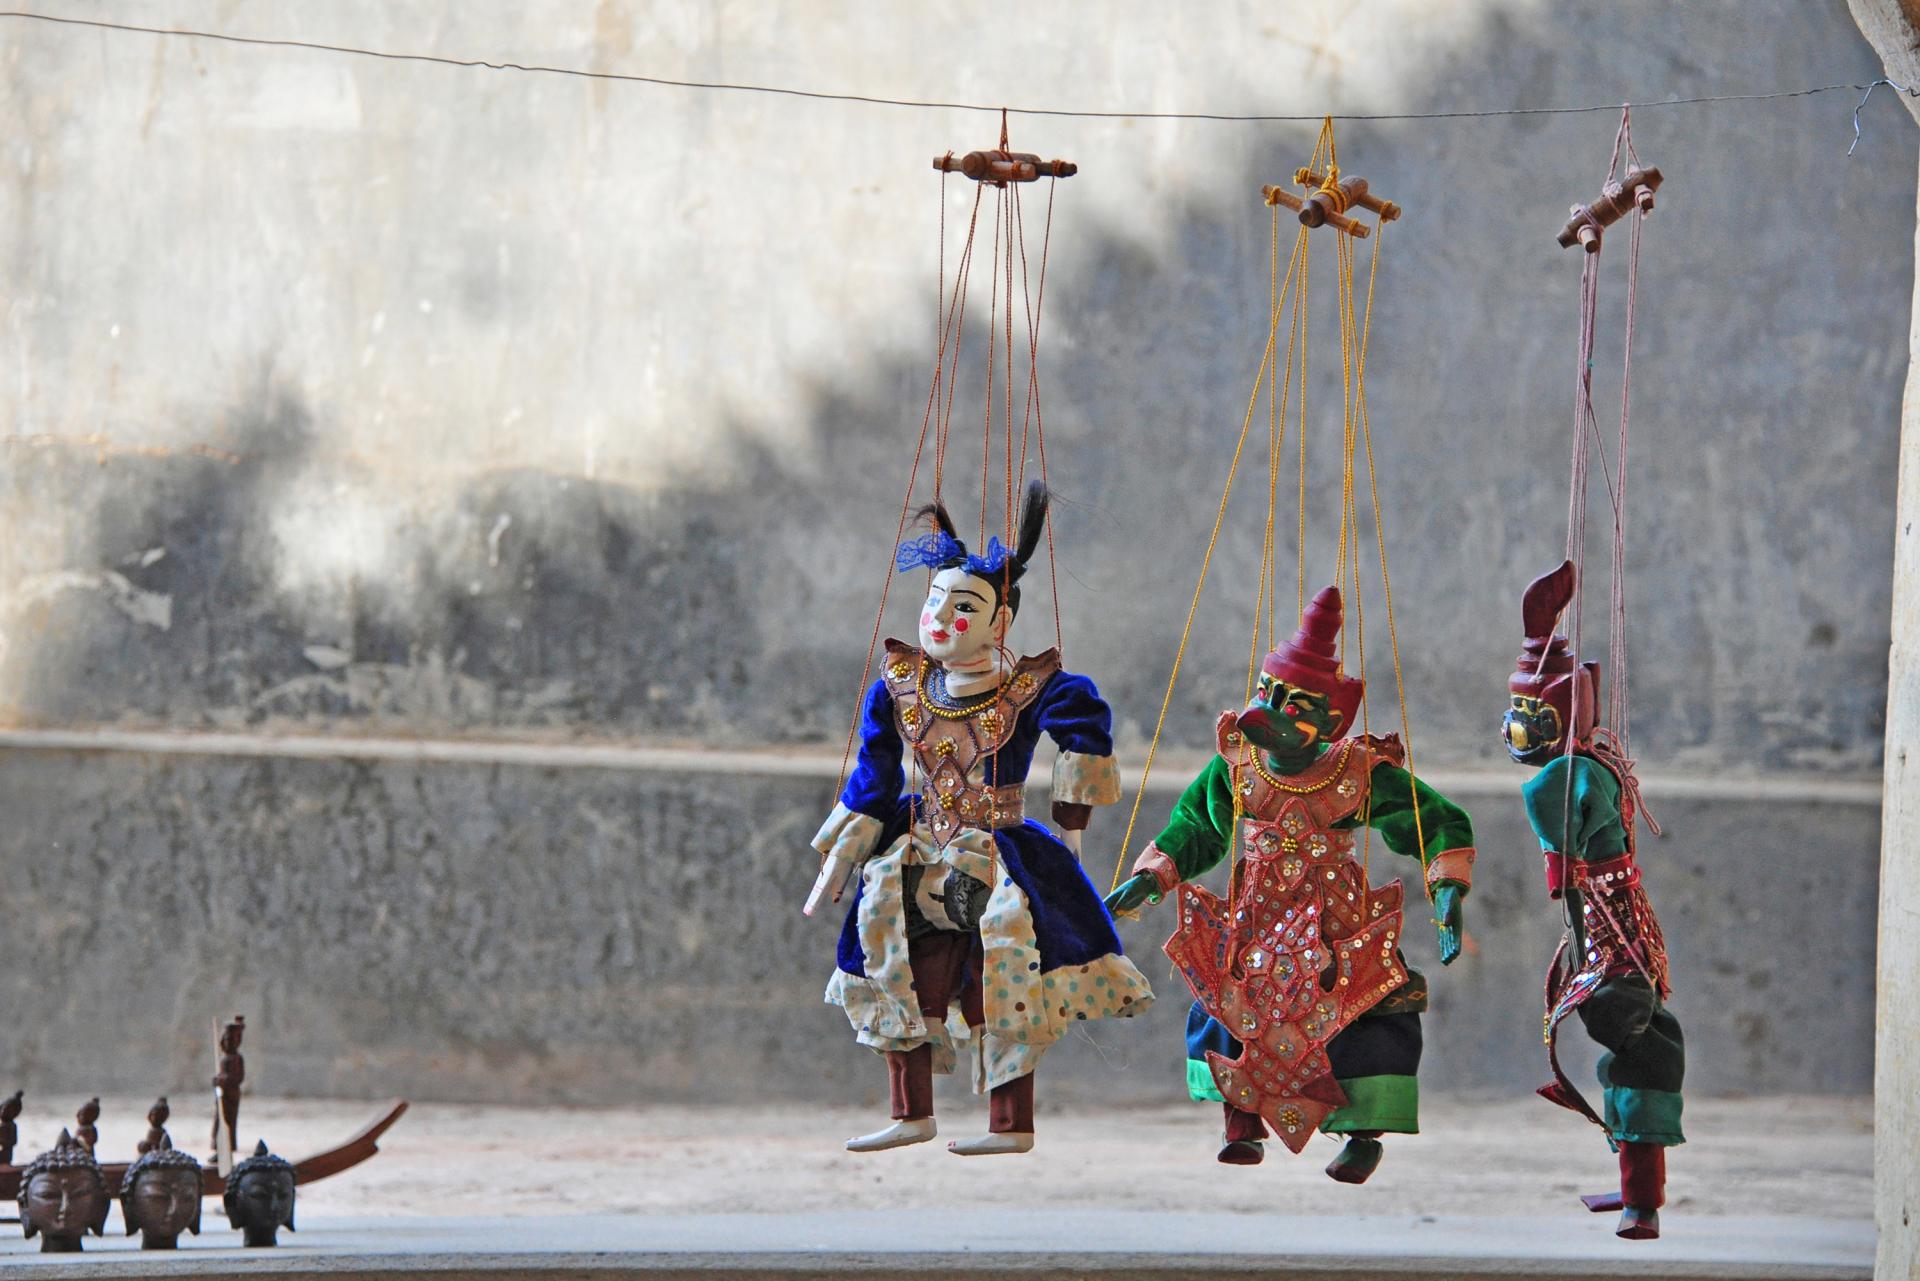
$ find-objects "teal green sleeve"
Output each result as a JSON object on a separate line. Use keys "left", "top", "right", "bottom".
{"left": 1520, "top": 754, "right": 1622, "bottom": 856}
{"left": 1151, "top": 755, "right": 1238, "bottom": 881}
{"left": 1361, "top": 761, "right": 1475, "bottom": 868}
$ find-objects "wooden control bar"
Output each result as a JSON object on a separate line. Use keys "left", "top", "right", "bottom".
{"left": 1262, "top": 168, "right": 1402, "bottom": 239}
{"left": 933, "top": 150, "right": 1078, "bottom": 185}
{"left": 1556, "top": 165, "right": 1662, "bottom": 252}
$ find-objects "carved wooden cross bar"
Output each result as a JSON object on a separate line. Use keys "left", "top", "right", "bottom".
{"left": 1557, "top": 165, "right": 1663, "bottom": 252}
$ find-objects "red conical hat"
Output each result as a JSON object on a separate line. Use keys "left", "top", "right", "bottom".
{"left": 1259, "top": 585, "right": 1365, "bottom": 739}
{"left": 1509, "top": 560, "right": 1598, "bottom": 744}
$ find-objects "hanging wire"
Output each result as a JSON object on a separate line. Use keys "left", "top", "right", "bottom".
{"left": 1850, "top": 77, "right": 1916, "bottom": 154}
{"left": 0, "top": 11, "right": 1912, "bottom": 134}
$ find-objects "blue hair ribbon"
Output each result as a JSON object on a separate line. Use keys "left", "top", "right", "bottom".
{"left": 895, "top": 532, "right": 1014, "bottom": 577}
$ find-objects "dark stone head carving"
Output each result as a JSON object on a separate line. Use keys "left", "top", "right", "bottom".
{"left": 223, "top": 1140, "right": 295, "bottom": 1247}
{"left": 121, "top": 1137, "right": 203, "bottom": 1250}
{"left": 18, "top": 1129, "right": 111, "bottom": 1252}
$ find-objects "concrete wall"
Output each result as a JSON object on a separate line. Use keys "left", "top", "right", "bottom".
{"left": 1848, "top": 6, "right": 1920, "bottom": 1274}
{"left": 0, "top": 0, "right": 1907, "bottom": 1103}
{"left": 0, "top": 742, "right": 1880, "bottom": 1105}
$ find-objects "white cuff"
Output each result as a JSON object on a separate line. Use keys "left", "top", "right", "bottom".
{"left": 811, "top": 802, "right": 885, "bottom": 862}
{"left": 1051, "top": 751, "right": 1121, "bottom": 806}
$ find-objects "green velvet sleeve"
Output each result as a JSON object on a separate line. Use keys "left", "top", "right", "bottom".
{"left": 1151, "top": 755, "right": 1238, "bottom": 881}
{"left": 1361, "top": 761, "right": 1475, "bottom": 868}
{"left": 1520, "top": 754, "right": 1622, "bottom": 856}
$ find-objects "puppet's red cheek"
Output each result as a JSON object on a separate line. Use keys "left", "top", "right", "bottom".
{"left": 954, "top": 617, "right": 970, "bottom": 634}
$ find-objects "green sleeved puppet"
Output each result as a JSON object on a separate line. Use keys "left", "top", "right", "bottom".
{"left": 1106, "top": 586, "right": 1475, "bottom": 1183}
{"left": 1504, "top": 561, "right": 1683, "bottom": 1241}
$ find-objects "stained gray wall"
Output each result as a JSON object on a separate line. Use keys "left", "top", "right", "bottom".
{"left": 0, "top": 0, "right": 1906, "bottom": 1103}
{"left": 0, "top": 747, "right": 1879, "bottom": 1104}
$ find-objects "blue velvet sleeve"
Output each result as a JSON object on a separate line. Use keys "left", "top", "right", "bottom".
{"left": 1035, "top": 671, "right": 1116, "bottom": 757}
{"left": 839, "top": 678, "right": 905, "bottom": 821}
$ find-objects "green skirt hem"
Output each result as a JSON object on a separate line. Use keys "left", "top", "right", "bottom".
{"left": 1187, "top": 1058, "right": 1226, "bottom": 1103}
{"left": 1603, "top": 1084, "right": 1685, "bottom": 1147}
{"left": 1321, "top": 1074, "right": 1419, "bottom": 1135}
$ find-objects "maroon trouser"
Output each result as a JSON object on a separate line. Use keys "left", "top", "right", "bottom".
{"left": 1223, "top": 1104, "right": 1267, "bottom": 1143}
{"left": 886, "top": 931, "right": 1036, "bottom": 1133}
{"left": 1619, "top": 1141, "right": 1666, "bottom": 1210}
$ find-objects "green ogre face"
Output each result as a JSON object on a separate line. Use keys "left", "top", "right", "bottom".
{"left": 1241, "top": 674, "right": 1344, "bottom": 760}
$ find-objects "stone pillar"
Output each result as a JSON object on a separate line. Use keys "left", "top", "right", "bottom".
{"left": 1845, "top": 6, "right": 1919, "bottom": 1275}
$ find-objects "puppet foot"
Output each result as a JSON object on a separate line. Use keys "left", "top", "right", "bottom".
{"left": 1616, "top": 1206, "right": 1660, "bottom": 1240}
{"left": 846, "top": 1117, "right": 936, "bottom": 1152}
{"left": 947, "top": 1131, "right": 1034, "bottom": 1156}
{"left": 1217, "top": 1138, "right": 1265, "bottom": 1165}
{"left": 1325, "top": 1136, "right": 1384, "bottom": 1184}
{"left": 1581, "top": 1192, "right": 1626, "bottom": 1212}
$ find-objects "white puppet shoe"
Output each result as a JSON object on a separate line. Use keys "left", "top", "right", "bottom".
{"left": 845, "top": 1118, "right": 937, "bottom": 1152}
{"left": 946, "top": 1131, "right": 1035, "bottom": 1156}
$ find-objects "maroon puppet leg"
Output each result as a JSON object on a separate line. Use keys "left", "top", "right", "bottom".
{"left": 988, "top": 1072, "right": 1035, "bottom": 1134}
{"left": 1218, "top": 1104, "right": 1267, "bottom": 1166}
{"left": 879, "top": 933, "right": 974, "bottom": 1122}
{"left": 1614, "top": 1141, "right": 1665, "bottom": 1239}
{"left": 887, "top": 1047, "right": 934, "bottom": 1121}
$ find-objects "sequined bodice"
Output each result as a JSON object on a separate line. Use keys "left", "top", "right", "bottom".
{"left": 880, "top": 642, "right": 1062, "bottom": 847}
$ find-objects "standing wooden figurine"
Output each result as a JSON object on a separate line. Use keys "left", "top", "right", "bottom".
{"left": 807, "top": 483, "right": 1153, "bottom": 1155}
{"left": 211, "top": 1015, "right": 245, "bottom": 1173}
{"left": 73, "top": 1098, "right": 100, "bottom": 1153}
{"left": 0, "top": 1091, "right": 20, "bottom": 1165}
{"left": 139, "top": 1097, "right": 170, "bottom": 1155}
{"left": 1108, "top": 588, "right": 1475, "bottom": 1180}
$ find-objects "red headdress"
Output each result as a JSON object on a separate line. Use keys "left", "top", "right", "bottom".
{"left": 1257, "top": 585, "right": 1365, "bottom": 739}
{"left": 1510, "top": 560, "right": 1598, "bottom": 748}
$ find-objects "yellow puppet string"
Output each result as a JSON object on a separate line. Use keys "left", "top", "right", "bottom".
{"left": 1108, "top": 227, "right": 1307, "bottom": 895}
{"left": 1248, "top": 227, "right": 1308, "bottom": 705}
{"left": 1334, "top": 229, "right": 1378, "bottom": 876}
{"left": 1112, "top": 117, "right": 1432, "bottom": 904}
{"left": 1352, "top": 220, "right": 1433, "bottom": 899}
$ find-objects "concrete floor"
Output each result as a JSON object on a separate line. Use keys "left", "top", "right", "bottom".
{"left": 0, "top": 1094, "right": 1875, "bottom": 1279}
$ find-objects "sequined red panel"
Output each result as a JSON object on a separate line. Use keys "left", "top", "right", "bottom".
{"left": 1163, "top": 734, "right": 1409, "bottom": 1154}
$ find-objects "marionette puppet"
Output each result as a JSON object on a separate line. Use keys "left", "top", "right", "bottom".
{"left": 1505, "top": 112, "right": 1681, "bottom": 1241}
{"left": 1504, "top": 563, "right": 1681, "bottom": 1239}
{"left": 805, "top": 481, "right": 1153, "bottom": 1155}
{"left": 1103, "top": 126, "right": 1476, "bottom": 1181}
{"left": 1107, "top": 587, "right": 1474, "bottom": 1180}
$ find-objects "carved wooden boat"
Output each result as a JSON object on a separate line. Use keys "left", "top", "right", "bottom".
{"left": 0, "top": 1100, "right": 406, "bottom": 1201}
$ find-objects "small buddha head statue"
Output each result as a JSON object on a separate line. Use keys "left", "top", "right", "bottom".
{"left": 121, "top": 1136, "right": 203, "bottom": 1250}
{"left": 223, "top": 1140, "right": 296, "bottom": 1247}
{"left": 18, "top": 1129, "right": 111, "bottom": 1252}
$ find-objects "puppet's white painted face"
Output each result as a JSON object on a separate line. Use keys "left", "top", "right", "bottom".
{"left": 919, "top": 567, "right": 1008, "bottom": 667}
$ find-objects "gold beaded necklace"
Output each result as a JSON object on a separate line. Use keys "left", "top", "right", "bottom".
{"left": 1245, "top": 740, "right": 1354, "bottom": 795}
{"left": 916, "top": 658, "right": 1005, "bottom": 720}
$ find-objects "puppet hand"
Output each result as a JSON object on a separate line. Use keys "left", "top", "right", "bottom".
{"left": 803, "top": 855, "right": 856, "bottom": 917}
{"left": 1433, "top": 881, "right": 1467, "bottom": 965}
{"left": 1104, "top": 873, "right": 1162, "bottom": 918}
